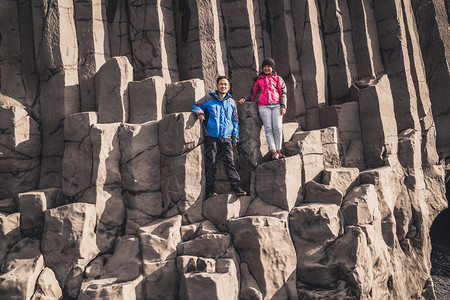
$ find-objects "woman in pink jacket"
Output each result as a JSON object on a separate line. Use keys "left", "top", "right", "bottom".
{"left": 239, "top": 58, "right": 287, "bottom": 160}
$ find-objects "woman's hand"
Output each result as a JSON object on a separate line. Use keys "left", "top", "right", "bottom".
{"left": 280, "top": 108, "right": 286, "bottom": 115}
{"left": 239, "top": 98, "right": 246, "bottom": 105}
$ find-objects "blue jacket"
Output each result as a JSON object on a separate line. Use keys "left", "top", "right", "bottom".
{"left": 191, "top": 91, "right": 239, "bottom": 143}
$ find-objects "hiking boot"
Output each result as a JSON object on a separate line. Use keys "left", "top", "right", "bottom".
{"left": 232, "top": 186, "right": 247, "bottom": 196}
{"left": 206, "top": 191, "right": 218, "bottom": 198}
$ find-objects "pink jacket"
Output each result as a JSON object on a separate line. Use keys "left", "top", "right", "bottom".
{"left": 244, "top": 72, "right": 287, "bottom": 107}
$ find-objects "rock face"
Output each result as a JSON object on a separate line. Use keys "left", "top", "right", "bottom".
{"left": 0, "top": 0, "right": 448, "bottom": 299}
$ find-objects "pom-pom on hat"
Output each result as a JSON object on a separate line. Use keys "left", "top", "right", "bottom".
{"left": 262, "top": 57, "right": 275, "bottom": 69}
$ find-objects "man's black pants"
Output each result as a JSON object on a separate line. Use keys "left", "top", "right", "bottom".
{"left": 204, "top": 136, "right": 240, "bottom": 192}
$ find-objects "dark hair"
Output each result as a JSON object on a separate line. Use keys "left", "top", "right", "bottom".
{"left": 216, "top": 76, "right": 231, "bottom": 85}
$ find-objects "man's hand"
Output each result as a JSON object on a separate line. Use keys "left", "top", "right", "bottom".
{"left": 239, "top": 98, "right": 246, "bottom": 105}
{"left": 198, "top": 114, "right": 205, "bottom": 122}
{"left": 233, "top": 142, "right": 237, "bottom": 148}
{"left": 280, "top": 108, "right": 286, "bottom": 116}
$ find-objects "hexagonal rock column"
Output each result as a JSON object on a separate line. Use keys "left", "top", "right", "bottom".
{"left": 0, "top": 238, "right": 44, "bottom": 300}
{"left": 74, "top": 0, "right": 110, "bottom": 111}
{"left": 108, "top": 0, "right": 132, "bottom": 61}
{"left": 412, "top": 0, "right": 450, "bottom": 158}
{"left": 173, "top": 0, "right": 227, "bottom": 92}
{"left": 62, "top": 112, "right": 97, "bottom": 201}
{"left": 342, "top": 184, "right": 380, "bottom": 226}
{"left": 284, "top": 130, "right": 324, "bottom": 184}
{"left": 318, "top": 0, "right": 357, "bottom": 104}
{"left": 292, "top": 0, "right": 327, "bottom": 129}
{"left": 320, "top": 127, "right": 341, "bottom": 169}
{"left": 127, "top": 0, "right": 179, "bottom": 82}
{"left": 319, "top": 102, "right": 364, "bottom": 169}
{"left": 0, "top": 0, "right": 38, "bottom": 108}
{"left": 17, "top": 188, "right": 59, "bottom": 238}
{"left": 89, "top": 123, "right": 125, "bottom": 251}
{"left": 228, "top": 215, "right": 298, "bottom": 300}
{"left": 220, "top": 0, "right": 262, "bottom": 98}
{"left": 128, "top": 76, "right": 166, "bottom": 123}
{"left": 41, "top": 203, "right": 99, "bottom": 286}
{"left": 347, "top": 0, "right": 384, "bottom": 79}
{"left": 0, "top": 95, "right": 40, "bottom": 198}
{"left": 119, "top": 122, "right": 162, "bottom": 234}
{"left": 289, "top": 203, "right": 343, "bottom": 287}
{"left": 95, "top": 56, "right": 133, "bottom": 123}
{"left": 159, "top": 112, "right": 204, "bottom": 219}
{"left": 165, "top": 78, "right": 205, "bottom": 115}
{"left": 139, "top": 215, "right": 182, "bottom": 300}
{"left": 203, "top": 194, "right": 253, "bottom": 231}
{"left": 351, "top": 75, "right": 399, "bottom": 169}
{"left": 254, "top": 155, "right": 302, "bottom": 211}
{"left": 34, "top": 0, "right": 80, "bottom": 189}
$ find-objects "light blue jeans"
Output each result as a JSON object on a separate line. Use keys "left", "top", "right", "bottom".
{"left": 258, "top": 104, "right": 283, "bottom": 150}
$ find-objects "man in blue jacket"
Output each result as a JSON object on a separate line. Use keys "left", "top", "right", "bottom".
{"left": 192, "top": 76, "right": 246, "bottom": 198}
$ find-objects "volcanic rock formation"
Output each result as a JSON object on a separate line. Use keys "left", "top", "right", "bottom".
{"left": 0, "top": 0, "right": 449, "bottom": 299}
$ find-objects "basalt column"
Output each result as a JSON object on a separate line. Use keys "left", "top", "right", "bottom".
{"left": 33, "top": 0, "right": 80, "bottom": 188}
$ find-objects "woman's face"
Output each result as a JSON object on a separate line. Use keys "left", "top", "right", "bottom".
{"left": 263, "top": 65, "right": 273, "bottom": 74}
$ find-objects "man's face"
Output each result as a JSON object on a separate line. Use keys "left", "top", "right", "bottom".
{"left": 216, "top": 78, "right": 230, "bottom": 94}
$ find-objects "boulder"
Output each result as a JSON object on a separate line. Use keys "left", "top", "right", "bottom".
{"left": 166, "top": 79, "right": 205, "bottom": 114}
{"left": 31, "top": 267, "right": 63, "bottom": 300}
{"left": 78, "top": 276, "right": 144, "bottom": 300}
{"left": 143, "top": 259, "right": 179, "bottom": 300}
{"left": 304, "top": 180, "right": 343, "bottom": 206}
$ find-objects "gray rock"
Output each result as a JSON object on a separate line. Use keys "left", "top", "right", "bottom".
{"left": 139, "top": 215, "right": 182, "bottom": 263}
{"left": 96, "top": 56, "right": 133, "bottom": 123}
{"left": 228, "top": 216, "right": 298, "bottom": 300}
{"left": 342, "top": 184, "right": 380, "bottom": 225}
{"left": 74, "top": 0, "right": 110, "bottom": 111}
{"left": 158, "top": 112, "right": 203, "bottom": 156}
{"left": 165, "top": 78, "right": 205, "bottom": 114}
{"left": 304, "top": 180, "right": 343, "bottom": 206}
{"left": 255, "top": 155, "right": 302, "bottom": 211}
{"left": 0, "top": 238, "right": 44, "bottom": 300}
{"left": 41, "top": 203, "right": 99, "bottom": 286}
{"left": 31, "top": 267, "right": 63, "bottom": 300}
{"left": 351, "top": 75, "right": 399, "bottom": 168}
{"left": 322, "top": 167, "right": 360, "bottom": 196}
{"left": 143, "top": 259, "right": 179, "bottom": 300}
{"left": 17, "top": 188, "right": 59, "bottom": 237}
{"left": 0, "top": 212, "right": 21, "bottom": 263}
{"left": 128, "top": 0, "right": 179, "bottom": 82}
{"left": 203, "top": 194, "right": 252, "bottom": 231}
{"left": 319, "top": 102, "right": 365, "bottom": 169}
{"left": 78, "top": 276, "right": 144, "bottom": 300}
{"left": 128, "top": 77, "right": 166, "bottom": 123}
